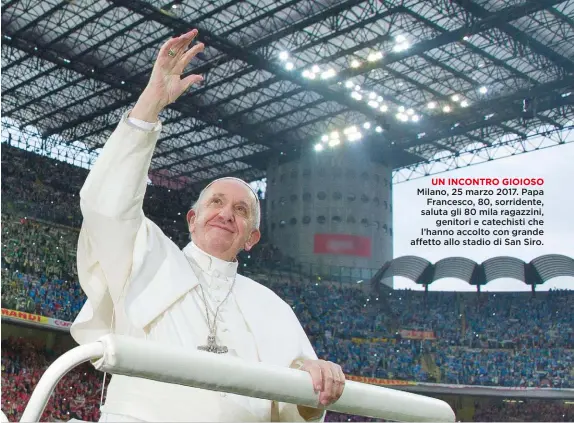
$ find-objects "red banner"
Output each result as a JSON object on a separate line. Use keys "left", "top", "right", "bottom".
{"left": 399, "top": 329, "right": 436, "bottom": 340}
{"left": 313, "top": 234, "right": 371, "bottom": 257}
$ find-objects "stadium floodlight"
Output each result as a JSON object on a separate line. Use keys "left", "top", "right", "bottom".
{"left": 451, "top": 94, "right": 460, "bottom": 102}
{"left": 343, "top": 126, "right": 359, "bottom": 135}
{"left": 443, "top": 105, "right": 451, "bottom": 112}
{"left": 363, "top": 122, "right": 371, "bottom": 129}
{"left": 380, "top": 104, "right": 388, "bottom": 112}
{"left": 406, "top": 108, "right": 414, "bottom": 116}
{"left": 351, "top": 59, "right": 361, "bottom": 68}
{"left": 348, "top": 131, "right": 363, "bottom": 142}
{"left": 377, "top": 96, "right": 383, "bottom": 102}
{"left": 411, "top": 115, "right": 420, "bottom": 122}
{"left": 312, "top": 65, "right": 320, "bottom": 73}
{"left": 314, "top": 143, "right": 324, "bottom": 152}
{"left": 354, "top": 84, "right": 361, "bottom": 91}
{"left": 321, "top": 135, "right": 329, "bottom": 142}
{"left": 302, "top": 70, "right": 311, "bottom": 78}
{"left": 395, "top": 34, "right": 406, "bottom": 43}
{"left": 307, "top": 73, "right": 316, "bottom": 80}
{"left": 369, "top": 92, "right": 377, "bottom": 100}
{"left": 278, "top": 51, "right": 289, "bottom": 61}
{"left": 345, "top": 80, "right": 354, "bottom": 88}
{"left": 396, "top": 113, "right": 408, "bottom": 122}
{"left": 330, "top": 130, "right": 340, "bottom": 139}
{"left": 460, "top": 100, "right": 469, "bottom": 107}
{"left": 375, "top": 126, "right": 383, "bottom": 133}
{"left": 321, "top": 69, "right": 336, "bottom": 79}
{"left": 479, "top": 86, "right": 488, "bottom": 94}
{"left": 367, "top": 51, "right": 383, "bottom": 62}
{"left": 351, "top": 91, "right": 363, "bottom": 101}
{"left": 398, "top": 106, "right": 405, "bottom": 113}
{"left": 329, "top": 138, "right": 341, "bottom": 147}
{"left": 368, "top": 100, "right": 379, "bottom": 108}
{"left": 427, "top": 101, "right": 436, "bottom": 109}
{"left": 285, "top": 62, "right": 294, "bottom": 70}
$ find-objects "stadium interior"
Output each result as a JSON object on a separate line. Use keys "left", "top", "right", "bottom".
{"left": 2, "top": 0, "right": 574, "bottom": 421}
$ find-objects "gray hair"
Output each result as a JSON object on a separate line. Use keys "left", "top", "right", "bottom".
{"left": 191, "top": 177, "right": 261, "bottom": 230}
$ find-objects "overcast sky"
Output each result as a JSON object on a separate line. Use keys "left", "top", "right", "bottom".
{"left": 392, "top": 140, "right": 574, "bottom": 292}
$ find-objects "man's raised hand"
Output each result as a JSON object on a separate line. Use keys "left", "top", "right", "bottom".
{"left": 132, "top": 29, "right": 204, "bottom": 122}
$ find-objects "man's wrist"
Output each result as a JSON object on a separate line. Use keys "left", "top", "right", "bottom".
{"left": 131, "top": 89, "right": 165, "bottom": 122}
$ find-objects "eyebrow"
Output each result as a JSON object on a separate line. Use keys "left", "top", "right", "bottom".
{"left": 209, "top": 193, "right": 251, "bottom": 213}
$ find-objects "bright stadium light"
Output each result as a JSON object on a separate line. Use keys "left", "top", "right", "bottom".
{"left": 363, "top": 122, "right": 371, "bottom": 129}
{"left": 375, "top": 126, "right": 383, "bottom": 133}
{"left": 427, "top": 101, "right": 436, "bottom": 109}
{"left": 406, "top": 108, "right": 414, "bottom": 116}
{"left": 307, "top": 72, "right": 316, "bottom": 80}
{"left": 351, "top": 59, "right": 361, "bottom": 68}
{"left": 351, "top": 91, "right": 363, "bottom": 101}
{"left": 443, "top": 105, "right": 451, "bottom": 112}
{"left": 368, "top": 100, "right": 379, "bottom": 108}
{"left": 479, "top": 86, "right": 488, "bottom": 94}
{"left": 302, "top": 70, "right": 311, "bottom": 78}
{"left": 348, "top": 131, "right": 363, "bottom": 142}
{"left": 395, "top": 34, "right": 406, "bottom": 43}
{"left": 312, "top": 65, "right": 320, "bottom": 73}
{"left": 279, "top": 51, "right": 289, "bottom": 61}
{"left": 345, "top": 80, "right": 354, "bottom": 88}
{"left": 460, "top": 100, "right": 469, "bottom": 107}
{"left": 451, "top": 94, "right": 460, "bottom": 102}
{"left": 367, "top": 51, "right": 383, "bottom": 62}
{"left": 398, "top": 106, "right": 405, "bottom": 113}
{"left": 377, "top": 96, "right": 383, "bottom": 102}
{"left": 354, "top": 84, "right": 361, "bottom": 91}
{"left": 314, "top": 143, "right": 324, "bottom": 152}
{"left": 321, "top": 134, "right": 329, "bottom": 142}
{"left": 330, "top": 131, "right": 340, "bottom": 139}
{"left": 343, "top": 125, "right": 358, "bottom": 135}
{"left": 285, "top": 62, "right": 294, "bottom": 70}
{"left": 321, "top": 69, "right": 336, "bottom": 79}
{"left": 380, "top": 104, "right": 388, "bottom": 112}
{"left": 411, "top": 115, "right": 420, "bottom": 122}
{"left": 329, "top": 138, "right": 341, "bottom": 147}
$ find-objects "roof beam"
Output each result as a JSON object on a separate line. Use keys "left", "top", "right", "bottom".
{"left": 110, "top": 0, "right": 392, "bottom": 128}
{"left": 3, "top": 32, "right": 289, "bottom": 159}
{"left": 452, "top": 0, "right": 574, "bottom": 74}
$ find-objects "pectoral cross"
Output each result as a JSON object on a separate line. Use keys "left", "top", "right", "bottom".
{"left": 198, "top": 335, "right": 228, "bottom": 354}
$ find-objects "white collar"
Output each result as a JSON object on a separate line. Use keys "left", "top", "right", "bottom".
{"left": 183, "top": 241, "right": 238, "bottom": 281}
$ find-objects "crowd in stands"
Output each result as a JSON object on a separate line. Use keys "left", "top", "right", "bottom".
{"left": 2, "top": 146, "right": 573, "bottom": 421}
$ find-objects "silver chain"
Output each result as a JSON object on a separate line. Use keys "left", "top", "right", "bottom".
{"left": 197, "top": 277, "right": 236, "bottom": 337}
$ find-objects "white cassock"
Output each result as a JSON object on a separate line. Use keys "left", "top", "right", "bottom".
{"left": 70, "top": 111, "right": 326, "bottom": 423}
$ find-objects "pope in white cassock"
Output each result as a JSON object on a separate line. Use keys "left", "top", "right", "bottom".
{"left": 70, "top": 29, "right": 346, "bottom": 422}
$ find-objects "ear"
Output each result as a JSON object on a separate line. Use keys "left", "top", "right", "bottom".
{"left": 186, "top": 209, "right": 197, "bottom": 233}
{"left": 243, "top": 229, "right": 261, "bottom": 252}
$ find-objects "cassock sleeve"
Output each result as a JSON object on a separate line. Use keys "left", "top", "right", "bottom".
{"left": 70, "top": 111, "right": 162, "bottom": 344}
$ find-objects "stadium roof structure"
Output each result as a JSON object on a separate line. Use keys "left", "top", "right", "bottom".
{"left": 372, "top": 254, "right": 574, "bottom": 289}
{"left": 2, "top": 0, "right": 574, "bottom": 191}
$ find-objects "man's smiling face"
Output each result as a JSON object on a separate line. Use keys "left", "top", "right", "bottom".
{"left": 187, "top": 179, "right": 261, "bottom": 261}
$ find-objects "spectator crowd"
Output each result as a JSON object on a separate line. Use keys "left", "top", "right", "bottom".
{"left": 1, "top": 145, "right": 573, "bottom": 422}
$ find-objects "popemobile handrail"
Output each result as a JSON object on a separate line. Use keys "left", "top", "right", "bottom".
{"left": 15, "top": 335, "right": 455, "bottom": 423}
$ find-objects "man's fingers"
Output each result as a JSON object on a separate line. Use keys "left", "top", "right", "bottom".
{"left": 305, "top": 363, "right": 323, "bottom": 393}
{"left": 174, "top": 43, "right": 205, "bottom": 74}
{"left": 319, "top": 363, "right": 334, "bottom": 405}
{"left": 181, "top": 74, "right": 204, "bottom": 93}
{"left": 335, "top": 364, "right": 346, "bottom": 400}
{"left": 158, "top": 29, "right": 197, "bottom": 59}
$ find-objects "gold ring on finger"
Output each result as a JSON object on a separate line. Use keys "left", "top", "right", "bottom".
{"left": 168, "top": 49, "right": 176, "bottom": 57}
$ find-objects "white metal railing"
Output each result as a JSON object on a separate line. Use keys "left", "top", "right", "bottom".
{"left": 17, "top": 335, "right": 455, "bottom": 422}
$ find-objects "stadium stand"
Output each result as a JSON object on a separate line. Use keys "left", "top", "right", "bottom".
{"left": 1, "top": 146, "right": 573, "bottom": 421}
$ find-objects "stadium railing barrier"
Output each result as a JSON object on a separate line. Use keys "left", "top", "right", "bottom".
{"left": 19, "top": 335, "right": 455, "bottom": 423}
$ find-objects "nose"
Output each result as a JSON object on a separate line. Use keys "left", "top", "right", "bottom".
{"left": 217, "top": 205, "right": 234, "bottom": 222}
